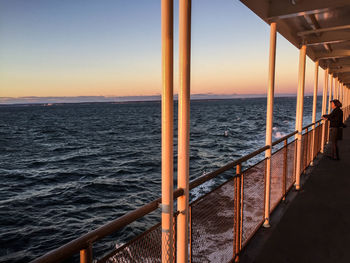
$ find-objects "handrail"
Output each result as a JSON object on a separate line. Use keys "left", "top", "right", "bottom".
{"left": 189, "top": 145, "right": 269, "bottom": 190}
{"left": 31, "top": 189, "right": 184, "bottom": 263}
{"left": 271, "top": 119, "right": 322, "bottom": 147}
{"left": 302, "top": 122, "right": 315, "bottom": 130}
{"left": 30, "top": 146, "right": 270, "bottom": 263}
{"left": 31, "top": 121, "right": 322, "bottom": 263}
{"left": 302, "top": 119, "right": 322, "bottom": 131}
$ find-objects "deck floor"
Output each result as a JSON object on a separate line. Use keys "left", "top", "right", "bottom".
{"left": 241, "top": 119, "right": 350, "bottom": 263}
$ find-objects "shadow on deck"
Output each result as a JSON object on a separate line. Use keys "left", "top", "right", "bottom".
{"left": 240, "top": 119, "right": 350, "bottom": 263}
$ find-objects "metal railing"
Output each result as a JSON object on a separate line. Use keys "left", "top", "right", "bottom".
{"left": 31, "top": 120, "right": 325, "bottom": 263}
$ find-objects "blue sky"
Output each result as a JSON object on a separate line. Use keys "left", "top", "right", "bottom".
{"left": 0, "top": 0, "right": 323, "bottom": 99}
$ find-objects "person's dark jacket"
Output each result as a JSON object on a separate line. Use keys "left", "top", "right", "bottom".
{"left": 323, "top": 107, "right": 344, "bottom": 128}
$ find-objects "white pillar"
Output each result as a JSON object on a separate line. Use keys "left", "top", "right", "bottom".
{"left": 263, "top": 22, "right": 277, "bottom": 228}
{"left": 321, "top": 69, "right": 329, "bottom": 153}
{"left": 295, "top": 45, "right": 307, "bottom": 190}
{"left": 161, "top": 0, "right": 174, "bottom": 262}
{"left": 310, "top": 61, "right": 319, "bottom": 164}
{"left": 336, "top": 78, "right": 339, "bottom": 99}
{"left": 328, "top": 75, "right": 333, "bottom": 114}
{"left": 177, "top": 0, "right": 191, "bottom": 262}
{"left": 334, "top": 78, "right": 337, "bottom": 99}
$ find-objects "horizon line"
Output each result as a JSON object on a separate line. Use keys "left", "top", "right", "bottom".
{"left": 0, "top": 93, "right": 322, "bottom": 105}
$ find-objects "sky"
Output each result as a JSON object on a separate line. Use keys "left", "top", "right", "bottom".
{"left": 0, "top": 0, "right": 325, "bottom": 99}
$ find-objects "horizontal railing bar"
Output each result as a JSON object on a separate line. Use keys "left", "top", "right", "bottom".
{"left": 189, "top": 145, "right": 269, "bottom": 190}
{"left": 271, "top": 131, "right": 298, "bottom": 146}
{"left": 30, "top": 188, "right": 184, "bottom": 263}
{"left": 302, "top": 122, "right": 315, "bottom": 130}
{"left": 302, "top": 119, "right": 321, "bottom": 131}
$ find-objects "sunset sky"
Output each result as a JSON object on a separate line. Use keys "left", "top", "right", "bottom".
{"left": 0, "top": 0, "right": 324, "bottom": 98}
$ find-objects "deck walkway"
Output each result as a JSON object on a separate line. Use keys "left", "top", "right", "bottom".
{"left": 241, "top": 119, "right": 350, "bottom": 263}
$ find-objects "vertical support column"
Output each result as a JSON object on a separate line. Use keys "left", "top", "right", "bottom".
{"left": 337, "top": 78, "right": 339, "bottom": 99}
{"left": 334, "top": 78, "right": 337, "bottom": 99}
{"left": 177, "top": 0, "right": 191, "bottom": 262}
{"left": 347, "top": 87, "right": 349, "bottom": 119}
{"left": 327, "top": 74, "right": 333, "bottom": 142}
{"left": 344, "top": 85, "right": 348, "bottom": 118}
{"left": 347, "top": 87, "right": 349, "bottom": 118}
{"left": 328, "top": 75, "right": 333, "bottom": 114}
{"left": 310, "top": 61, "right": 319, "bottom": 165}
{"left": 345, "top": 87, "right": 347, "bottom": 119}
{"left": 341, "top": 83, "right": 344, "bottom": 103}
{"left": 346, "top": 87, "right": 348, "bottom": 120}
{"left": 344, "top": 88, "right": 349, "bottom": 121}
{"left": 346, "top": 87, "right": 348, "bottom": 118}
{"left": 348, "top": 87, "right": 349, "bottom": 118}
{"left": 161, "top": 1, "right": 174, "bottom": 262}
{"left": 263, "top": 22, "right": 277, "bottom": 228}
{"left": 295, "top": 45, "right": 307, "bottom": 191}
{"left": 321, "top": 69, "right": 328, "bottom": 153}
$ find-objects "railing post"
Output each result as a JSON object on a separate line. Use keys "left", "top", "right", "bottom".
{"left": 321, "top": 68, "right": 329, "bottom": 153}
{"left": 234, "top": 164, "right": 242, "bottom": 262}
{"left": 177, "top": 0, "right": 191, "bottom": 262}
{"left": 263, "top": 21, "right": 277, "bottom": 228}
{"left": 189, "top": 207, "right": 192, "bottom": 263}
{"left": 80, "top": 244, "right": 93, "bottom": 263}
{"left": 295, "top": 44, "right": 307, "bottom": 190}
{"left": 310, "top": 61, "right": 318, "bottom": 165}
{"left": 282, "top": 139, "right": 288, "bottom": 200}
{"left": 161, "top": 0, "right": 174, "bottom": 262}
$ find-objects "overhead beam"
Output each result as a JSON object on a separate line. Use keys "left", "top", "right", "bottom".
{"left": 339, "top": 77, "right": 350, "bottom": 82}
{"left": 304, "top": 31, "right": 350, "bottom": 46}
{"left": 321, "top": 58, "right": 350, "bottom": 68}
{"left": 334, "top": 72, "right": 350, "bottom": 77}
{"left": 266, "top": 0, "right": 350, "bottom": 21}
{"left": 298, "top": 25, "right": 350, "bottom": 37}
{"left": 339, "top": 74, "right": 350, "bottom": 79}
{"left": 316, "top": 50, "right": 350, "bottom": 60}
{"left": 329, "top": 67, "right": 350, "bottom": 74}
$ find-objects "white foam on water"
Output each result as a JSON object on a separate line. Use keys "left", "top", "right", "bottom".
{"left": 272, "top": 126, "right": 287, "bottom": 139}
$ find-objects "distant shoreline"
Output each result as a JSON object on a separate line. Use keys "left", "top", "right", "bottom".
{"left": 0, "top": 94, "right": 320, "bottom": 106}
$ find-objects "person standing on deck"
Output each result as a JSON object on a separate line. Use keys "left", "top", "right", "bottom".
{"left": 322, "top": 99, "right": 345, "bottom": 160}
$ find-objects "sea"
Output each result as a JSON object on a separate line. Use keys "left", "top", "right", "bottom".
{"left": 0, "top": 97, "right": 322, "bottom": 262}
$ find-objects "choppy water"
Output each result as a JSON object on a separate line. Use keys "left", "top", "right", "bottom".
{"left": 0, "top": 97, "right": 321, "bottom": 262}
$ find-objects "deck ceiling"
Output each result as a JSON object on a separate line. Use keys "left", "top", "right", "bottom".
{"left": 239, "top": 0, "right": 350, "bottom": 86}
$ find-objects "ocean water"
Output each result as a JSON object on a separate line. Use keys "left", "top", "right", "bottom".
{"left": 0, "top": 97, "right": 322, "bottom": 262}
